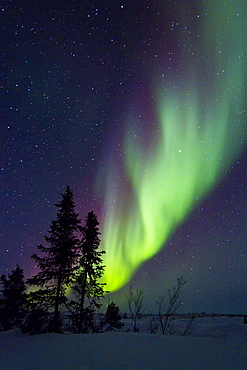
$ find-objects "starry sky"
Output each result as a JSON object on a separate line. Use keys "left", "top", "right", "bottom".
{"left": 1, "top": 0, "right": 247, "bottom": 314}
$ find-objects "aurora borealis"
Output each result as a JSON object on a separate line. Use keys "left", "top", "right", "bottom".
{"left": 1, "top": 0, "right": 247, "bottom": 313}
{"left": 100, "top": 0, "right": 247, "bottom": 292}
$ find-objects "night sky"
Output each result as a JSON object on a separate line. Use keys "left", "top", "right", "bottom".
{"left": 1, "top": 0, "right": 247, "bottom": 314}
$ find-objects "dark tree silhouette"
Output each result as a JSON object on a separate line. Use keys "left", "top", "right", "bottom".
{"left": 70, "top": 211, "right": 106, "bottom": 333}
{"left": 126, "top": 286, "right": 145, "bottom": 332}
{"left": 157, "top": 276, "right": 186, "bottom": 335}
{"left": 21, "top": 306, "right": 50, "bottom": 335}
{"left": 102, "top": 302, "right": 124, "bottom": 332}
{"left": 0, "top": 265, "right": 27, "bottom": 331}
{"left": 28, "top": 186, "right": 82, "bottom": 332}
{"left": 94, "top": 301, "right": 124, "bottom": 332}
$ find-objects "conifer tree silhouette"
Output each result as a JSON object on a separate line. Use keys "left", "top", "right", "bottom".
{"left": 0, "top": 265, "right": 27, "bottom": 330}
{"left": 28, "top": 186, "right": 82, "bottom": 332}
{"left": 71, "top": 211, "right": 106, "bottom": 333}
{"left": 102, "top": 302, "right": 124, "bottom": 331}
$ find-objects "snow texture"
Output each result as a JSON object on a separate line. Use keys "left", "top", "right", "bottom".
{"left": 0, "top": 317, "right": 246, "bottom": 369}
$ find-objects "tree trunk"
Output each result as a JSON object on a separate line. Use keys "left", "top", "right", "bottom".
{"left": 78, "top": 271, "right": 87, "bottom": 333}
{"left": 52, "top": 270, "right": 63, "bottom": 333}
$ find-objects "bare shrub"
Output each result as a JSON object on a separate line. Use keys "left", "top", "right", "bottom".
{"left": 126, "top": 286, "right": 145, "bottom": 332}
{"left": 145, "top": 314, "right": 159, "bottom": 334}
{"left": 157, "top": 277, "right": 186, "bottom": 335}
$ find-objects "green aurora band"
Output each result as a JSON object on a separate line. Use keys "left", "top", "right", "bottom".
{"left": 100, "top": 0, "right": 247, "bottom": 292}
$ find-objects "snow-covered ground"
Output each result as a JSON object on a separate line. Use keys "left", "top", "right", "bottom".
{"left": 1, "top": 316, "right": 246, "bottom": 369}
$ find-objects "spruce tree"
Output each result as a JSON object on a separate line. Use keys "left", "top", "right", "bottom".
{"left": 71, "top": 211, "right": 106, "bottom": 333}
{"left": 0, "top": 265, "right": 27, "bottom": 331}
{"left": 102, "top": 302, "right": 124, "bottom": 332}
{"left": 28, "top": 186, "right": 82, "bottom": 332}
